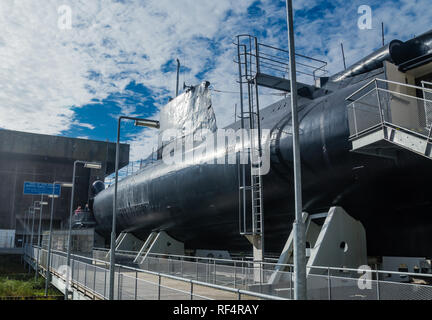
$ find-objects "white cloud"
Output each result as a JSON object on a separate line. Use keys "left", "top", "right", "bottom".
{"left": 0, "top": 0, "right": 250, "bottom": 136}
{"left": 0, "top": 0, "right": 431, "bottom": 162}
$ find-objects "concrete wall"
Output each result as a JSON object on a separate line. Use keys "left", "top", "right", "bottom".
{"left": 0, "top": 129, "right": 129, "bottom": 245}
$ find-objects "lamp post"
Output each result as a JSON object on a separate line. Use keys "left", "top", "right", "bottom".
{"left": 35, "top": 198, "right": 48, "bottom": 280}
{"left": 65, "top": 161, "right": 102, "bottom": 300}
{"left": 28, "top": 206, "right": 36, "bottom": 273}
{"left": 24, "top": 209, "right": 30, "bottom": 246}
{"left": 24, "top": 209, "right": 31, "bottom": 267}
{"left": 45, "top": 182, "right": 72, "bottom": 296}
{"left": 286, "top": 0, "right": 307, "bottom": 300}
{"left": 109, "top": 116, "right": 160, "bottom": 300}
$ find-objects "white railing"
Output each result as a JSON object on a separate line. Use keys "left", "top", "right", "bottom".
{"left": 24, "top": 245, "right": 432, "bottom": 300}
{"left": 92, "top": 248, "right": 432, "bottom": 300}
{"left": 347, "top": 78, "right": 432, "bottom": 140}
{"left": 23, "top": 245, "right": 286, "bottom": 301}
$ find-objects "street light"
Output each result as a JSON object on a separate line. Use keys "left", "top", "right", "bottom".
{"left": 65, "top": 160, "right": 101, "bottom": 300}
{"left": 45, "top": 182, "right": 72, "bottom": 297}
{"left": 109, "top": 116, "right": 160, "bottom": 300}
{"left": 286, "top": 0, "right": 307, "bottom": 300}
{"left": 84, "top": 162, "right": 104, "bottom": 170}
{"left": 24, "top": 208, "right": 32, "bottom": 268}
{"left": 134, "top": 119, "right": 161, "bottom": 128}
{"left": 24, "top": 209, "right": 31, "bottom": 248}
{"left": 28, "top": 207, "right": 36, "bottom": 274}
{"left": 35, "top": 199, "right": 48, "bottom": 280}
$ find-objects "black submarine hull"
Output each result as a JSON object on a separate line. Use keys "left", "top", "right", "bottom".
{"left": 93, "top": 72, "right": 432, "bottom": 257}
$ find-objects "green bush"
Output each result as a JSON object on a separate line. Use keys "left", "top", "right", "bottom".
{"left": 0, "top": 275, "right": 60, "bottom": 297}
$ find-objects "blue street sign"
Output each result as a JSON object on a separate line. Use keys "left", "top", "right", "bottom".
{"left": 23, "top": 182, "right": 61, "bottom": 196}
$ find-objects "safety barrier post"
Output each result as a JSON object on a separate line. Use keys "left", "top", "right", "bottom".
{"left": 158, "top": 274, "right": 161, "bottom": 300}
{"left": 84, "top": 263, "right": 88, "bottom": 289}
{"left": 353, "top": 103, "right": 358, "bottom": 137}
{"left": 260, "top": 261, "right": 263, "bottom": 289}
{"left": 375, "top": 79, "right": 385, "bottom": 125}
{"left": 234, "top": 261, "right": 237, "bottom": 288}
{"left": 376, "top": 269, "right": 380, "bottom": 300}
{"left": 93, "top": 266, "right": 96, "bottom": 295}
{"left": 71, "top": 259, "right": 75, "bottom": 292}
{"left": 117, "top": 267, "right": 121, "bottom": 300}
{"left": 289, "top": 266, "right": 292, "bottom": 300}
{"left": 135, "top": 270, "right": 138, "bottom": 300}
{"left": 119, "top": 273, "right": 123, "bottom": 300}
{"left": 104, "top": 268, "right": 107, "bottom": 299}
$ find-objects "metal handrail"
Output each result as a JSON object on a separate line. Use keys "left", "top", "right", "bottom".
{"left": 235, "top": 34, "right": 327, "bottom": 83}
{"left": 24, "top": 245, "right": 432, "bottom": 302}
{"left": 381, "top": 78, "right": 432, "bottom": 93}
{"left": 31, "top": 244, "right": 432, "bottom": 280}
{"left": 378, "top": 87, "right": 432, "bottom": 105}
{"left": 347, "top": 77, "right": 432, "bottom": 142}
{"left": 346, "top": 78, "right": 378, "bottom": 102}
{"left": 347, "top": 78, "right": 432, "bottom": 102}
{"left": 25, "top": 245, "right": 287, "bottom": 300}
{"left": 91, "top": 247, "right": 432, "bottom": 279}
{"left": 93, "top": 247, "right": 291, "bottom": 269}
{"left": 257, "top": 41, "right": 327, "bottom": 65}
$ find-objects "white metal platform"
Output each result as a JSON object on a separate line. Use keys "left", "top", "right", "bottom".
{"left": 348, "top": 78, "right": 432, "bottom": 160}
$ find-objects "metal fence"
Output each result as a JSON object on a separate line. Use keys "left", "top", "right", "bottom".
{"left": 92, "top": 248, "right": 432, "bottom": 300}
{"left": 23, "top": 245, "right": 285, "bottom": 301}
{"left": 347, "top": 78, "right": 432, "bottom": 140}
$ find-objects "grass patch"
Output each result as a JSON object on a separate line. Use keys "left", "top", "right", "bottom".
{"left": 0, "top": 274, "right": 60, "bottom": 298}
{"left": 0, "top": 255, "right": 62, "bottom": 299}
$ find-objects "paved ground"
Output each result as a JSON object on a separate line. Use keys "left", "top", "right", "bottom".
{"left": 70, "top": 263, "right": 260, "bottom": 300}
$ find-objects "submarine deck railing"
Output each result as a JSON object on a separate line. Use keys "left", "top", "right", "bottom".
{"left": 234, "top": 34, "right": 328, "bottom": 84}
{"left": 92, "top": 248, "right": 432, "bottom": 300}
{"left": 347, "top": 77, "right": 432, "bottom": 143}
{"left": 23, "top": 245, "right": 286, "bottom": 300}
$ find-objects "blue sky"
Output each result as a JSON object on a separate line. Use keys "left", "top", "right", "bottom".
{"left": 0, "top": 0, "right": 431, "bottom": 178}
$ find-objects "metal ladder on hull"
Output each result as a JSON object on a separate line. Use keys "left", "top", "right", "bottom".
{"left": 235, "top": 35, "right": 327, "bottom": 282}
{"left": 236, "top": 36, "right": 265, "bottom": 279}
{"left": 236, "top": 37, "right": 264, "bottom": 237}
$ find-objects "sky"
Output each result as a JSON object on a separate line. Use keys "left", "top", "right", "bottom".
{"left": 1, "top": 0, "right": 431, "bottom": 179}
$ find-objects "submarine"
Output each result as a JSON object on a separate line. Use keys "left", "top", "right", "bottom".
{"left": 92, "top": 30, "right": 432, "bottom": 258}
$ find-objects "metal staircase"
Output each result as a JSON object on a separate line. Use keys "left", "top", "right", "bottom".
{"left": 347, "top": 78, "right": 432, "bottom": 160}
{"left": 234, "top": 35, "right": 327, "bottom": 279}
